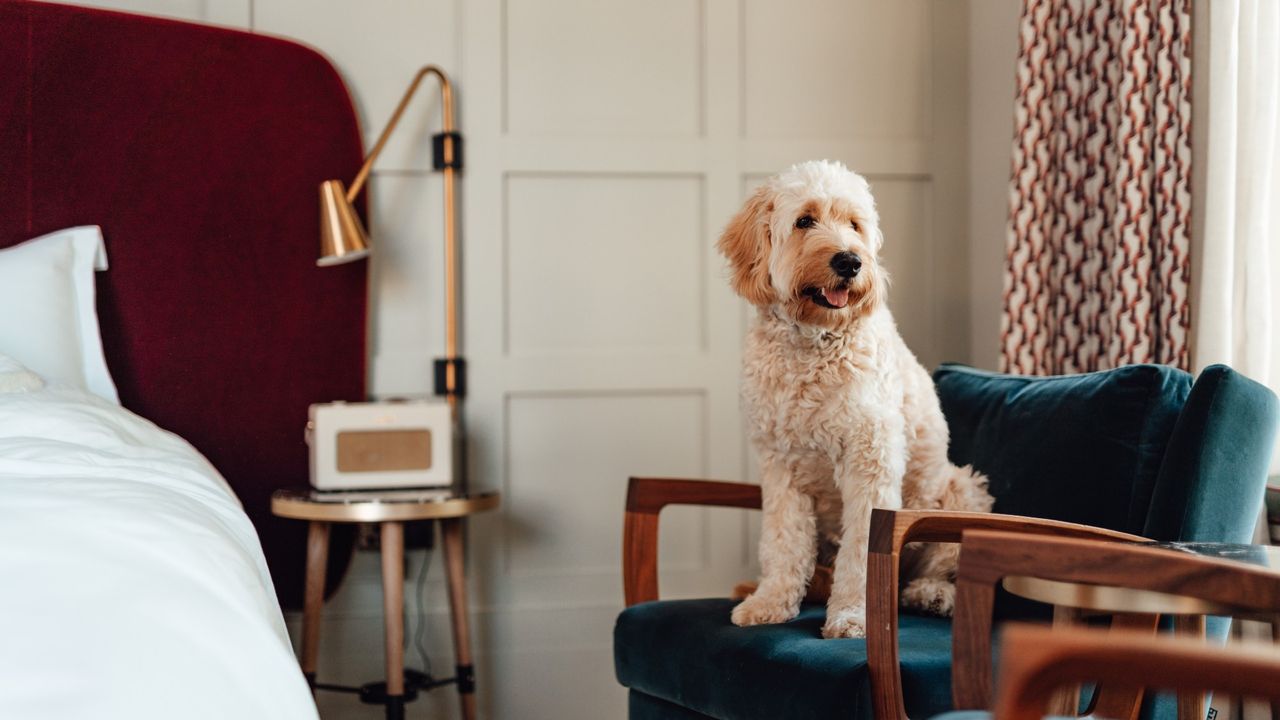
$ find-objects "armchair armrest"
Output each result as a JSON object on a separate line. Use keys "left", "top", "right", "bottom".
{"left": 623, "top": 477, "right": 761, "bottom": 606}
{"left": 869, "top": 509, "right": 1147, "bottom": 551}
{"left": 866, "top": 509, "right": 1147, "bottom": 720}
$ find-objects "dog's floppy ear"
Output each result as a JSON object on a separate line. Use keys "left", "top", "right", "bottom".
{"left": 717, "top": 188, "right": 774, "bottom": 306}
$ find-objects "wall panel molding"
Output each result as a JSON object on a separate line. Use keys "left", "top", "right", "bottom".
{"left": 502, "top": 0, "right": 706, "bottom": 138}
{"left": 500, "top": 389, "right": 710, "bottom": 577}
{"left": 502, "top": 172, "right": 708, "bottom": 357}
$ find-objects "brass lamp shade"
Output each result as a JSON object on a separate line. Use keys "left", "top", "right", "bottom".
{"left": 317, "top": 179, "right": 370, "bottom": 267}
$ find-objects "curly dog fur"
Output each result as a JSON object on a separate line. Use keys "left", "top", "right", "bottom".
{"left": 719, "top": 160, "right": 993, "bottom": 639}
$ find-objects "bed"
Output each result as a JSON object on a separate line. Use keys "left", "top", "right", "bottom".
{"left": 0, "top": 2, "right": 367, "bottom": 716}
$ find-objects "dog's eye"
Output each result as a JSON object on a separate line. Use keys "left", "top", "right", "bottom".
{"left": 796, "top": 216, "right": 815, "bottom": 229}
{"left": 850, "top": 220, "right": 861, "bottom": 232}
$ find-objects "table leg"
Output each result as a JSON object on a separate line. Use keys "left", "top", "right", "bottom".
{"left": 1174, "top": 615, "right": 1207, "bottom": 720}
{"left": 381, "top": 521, "right": 406, "bottom": 720}
{"left": 1046, "top": 605, "right": 1083, "bottom": 716}
{"left": 302, "top": 521, "right": 330, "bottom": 691}
{"left": 442, "top": 517, "right": 477, "bottom": 720}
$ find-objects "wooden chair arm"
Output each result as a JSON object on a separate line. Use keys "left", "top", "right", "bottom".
{"left": 952, "top": 529, "right": 1280, "bottom": 712}
{"left": 623, "top": 477, "right": 761, "bottom": 606}
{"left": 994, "top": 624, "right": 1280, "bottom": 720}
{"left": 870, "top": 509, "right": 1146, "bottom": 554}
{"left": 866, "top": 510, "right": 1147, "bottom": 720}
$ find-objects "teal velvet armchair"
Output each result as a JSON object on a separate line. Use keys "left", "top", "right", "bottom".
{"left": 614, "top": 364, "right": 1279, "bottom": 720}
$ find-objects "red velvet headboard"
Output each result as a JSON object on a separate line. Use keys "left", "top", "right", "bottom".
{"left": 0, "top": 1, "right": 366, "bottom": 607}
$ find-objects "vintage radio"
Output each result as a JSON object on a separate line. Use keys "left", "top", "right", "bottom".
{"left": 307, "top": 400, "right": 453, "bottom": 491}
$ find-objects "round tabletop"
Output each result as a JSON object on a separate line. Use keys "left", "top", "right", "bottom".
{"left": 272, "top": 488, "right": 500, "bottom": 522}
{"left": 1002, "top": 541, "right": 1280, "bottom": 617}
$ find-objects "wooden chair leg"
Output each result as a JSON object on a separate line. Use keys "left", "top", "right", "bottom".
{"left": 1046, "top": 605, "right": 1085, "bottom": 716}
{"left": 442, "top": 517, "right": 477, "bottom": 720}
{"left": 302, "top": 521, "right": 330, "bottom": 691}
{"left": 1271, "top": 616, "right": 1280, "bottom": 720}
{"left": 1174, "top": 615, "right": 1207, "bottom": 720}
{"left": 1091, "top": 613, "right": 1159, "bottom": 720}
{"left": 381, "top": 521, "right": 406, "bottom": 720}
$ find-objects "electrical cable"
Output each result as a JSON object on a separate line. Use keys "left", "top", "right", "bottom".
{"left": 403, "top": 527, "right": 434, "bottom": 681}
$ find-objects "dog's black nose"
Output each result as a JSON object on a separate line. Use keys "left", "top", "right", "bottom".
{"left": 830, "top": 251, "right": 862, "bottom": 279}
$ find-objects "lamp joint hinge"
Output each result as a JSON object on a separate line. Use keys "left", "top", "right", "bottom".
{"left": 455, "top": 664, "right": 475, "bottom": 694}
{"left": 432, "top": 132, "right": 464, "bottom": 171}
{"left": 433, "top": 357, "right": 467, "bottom": 398}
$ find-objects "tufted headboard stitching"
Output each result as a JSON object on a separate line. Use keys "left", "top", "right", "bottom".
{"left": 0, "top": 1, "right": 366, "bottom": 608}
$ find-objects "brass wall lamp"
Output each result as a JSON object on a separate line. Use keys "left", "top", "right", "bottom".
{"left": 318, "top": 66, "right": 466, "bottom": 421}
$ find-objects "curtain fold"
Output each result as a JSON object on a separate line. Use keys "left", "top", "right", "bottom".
{"left": 1185, "top": 5, "right": 1280, "bottom": 717}
{"left": 1000, "top": 0, "right": 1192, "bottom": 375}
{"left": 1192, "top": 0, "right": 1280, "bottom": 392}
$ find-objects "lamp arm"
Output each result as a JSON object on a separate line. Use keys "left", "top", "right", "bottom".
{"left": 345, "top": 65, "right": 455, "bottom": 202}
{"left": 340, "top": 64, "right": 465, "bottom": 421}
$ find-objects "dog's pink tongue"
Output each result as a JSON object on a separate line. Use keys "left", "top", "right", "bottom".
{"left": 822, "top": 287, "right": 850, "bottom": 308}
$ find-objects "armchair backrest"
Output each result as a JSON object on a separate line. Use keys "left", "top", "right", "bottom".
{"left": 935, "top": 363, "right": 1279, "bottom": 626}
{"left": 934, "top": 364, "right": 1192, "bottom": 536}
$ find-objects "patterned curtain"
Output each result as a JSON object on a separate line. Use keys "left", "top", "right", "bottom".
{"left": 1000, "top": 0, "right": 1192, "bottom": 375}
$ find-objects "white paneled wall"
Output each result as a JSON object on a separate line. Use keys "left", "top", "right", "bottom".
{"left": 504, "top": 0, "right": 704, "bottom": 137}
{"left": 51, "top": 1, "right": 974, "bottom": 718}
{"left": 742, "top": 0, "right": 932, "bottom": 141}
{"left": 505, "top": 174, "right": 707, "bottom": 354}
{"left": 967, "top": 0, "right": 1022, "bottom": 370}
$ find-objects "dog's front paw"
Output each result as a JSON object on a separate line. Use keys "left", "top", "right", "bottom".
{"left": 731, "top": 594, "right": 797, "bottom": 627}
{"left": 901, "top": 578, "right": 956, "bottom": 617}
{"left": 821, "top": 609, "right": 866, "bottom": 639}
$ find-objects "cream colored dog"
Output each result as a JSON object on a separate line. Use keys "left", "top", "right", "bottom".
{"left": 719, "top": 160, "right": 992, "bottom": 639}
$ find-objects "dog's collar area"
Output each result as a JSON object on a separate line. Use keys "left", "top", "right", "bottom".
{"left": 766, "top": 307, "right": 847, "bottom": 343}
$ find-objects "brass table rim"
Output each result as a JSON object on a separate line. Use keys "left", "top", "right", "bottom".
{"left": 271, "top": 489, "right": 500, "bottom": 522}
{"left": 1002, "top": 574, "right": 1243, "bottom": 617}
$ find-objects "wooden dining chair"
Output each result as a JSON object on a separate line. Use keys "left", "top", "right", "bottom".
{"left": 944, "top": 530, "right": 1280, "bottom": 720}
{"left": 992, "top": 625, "right": 1280, "bottom": 720}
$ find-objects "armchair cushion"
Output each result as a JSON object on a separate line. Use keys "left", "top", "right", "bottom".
{"left": 614, "top": 598, "right": 954, "bottom": 720}
{"left": 629, "top": 691, "right": 718, "bottom": 720}
{"left": 934, "top": 364, "right": 1192, "bottom": 536}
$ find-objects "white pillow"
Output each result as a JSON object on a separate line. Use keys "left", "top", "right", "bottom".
{"left": 0, "top": 354, "right": 44, "bottom": 394}
{"left": 0, "top": 227, "right": 119, "bottom": 403}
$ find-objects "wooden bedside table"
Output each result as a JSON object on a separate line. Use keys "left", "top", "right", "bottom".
{"left": 272, "top": 489, "right": 500, "bottom": 720}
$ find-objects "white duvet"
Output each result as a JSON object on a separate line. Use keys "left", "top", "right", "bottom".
{"left": 0, "top": 383, "right": 318, "bottom": 719}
